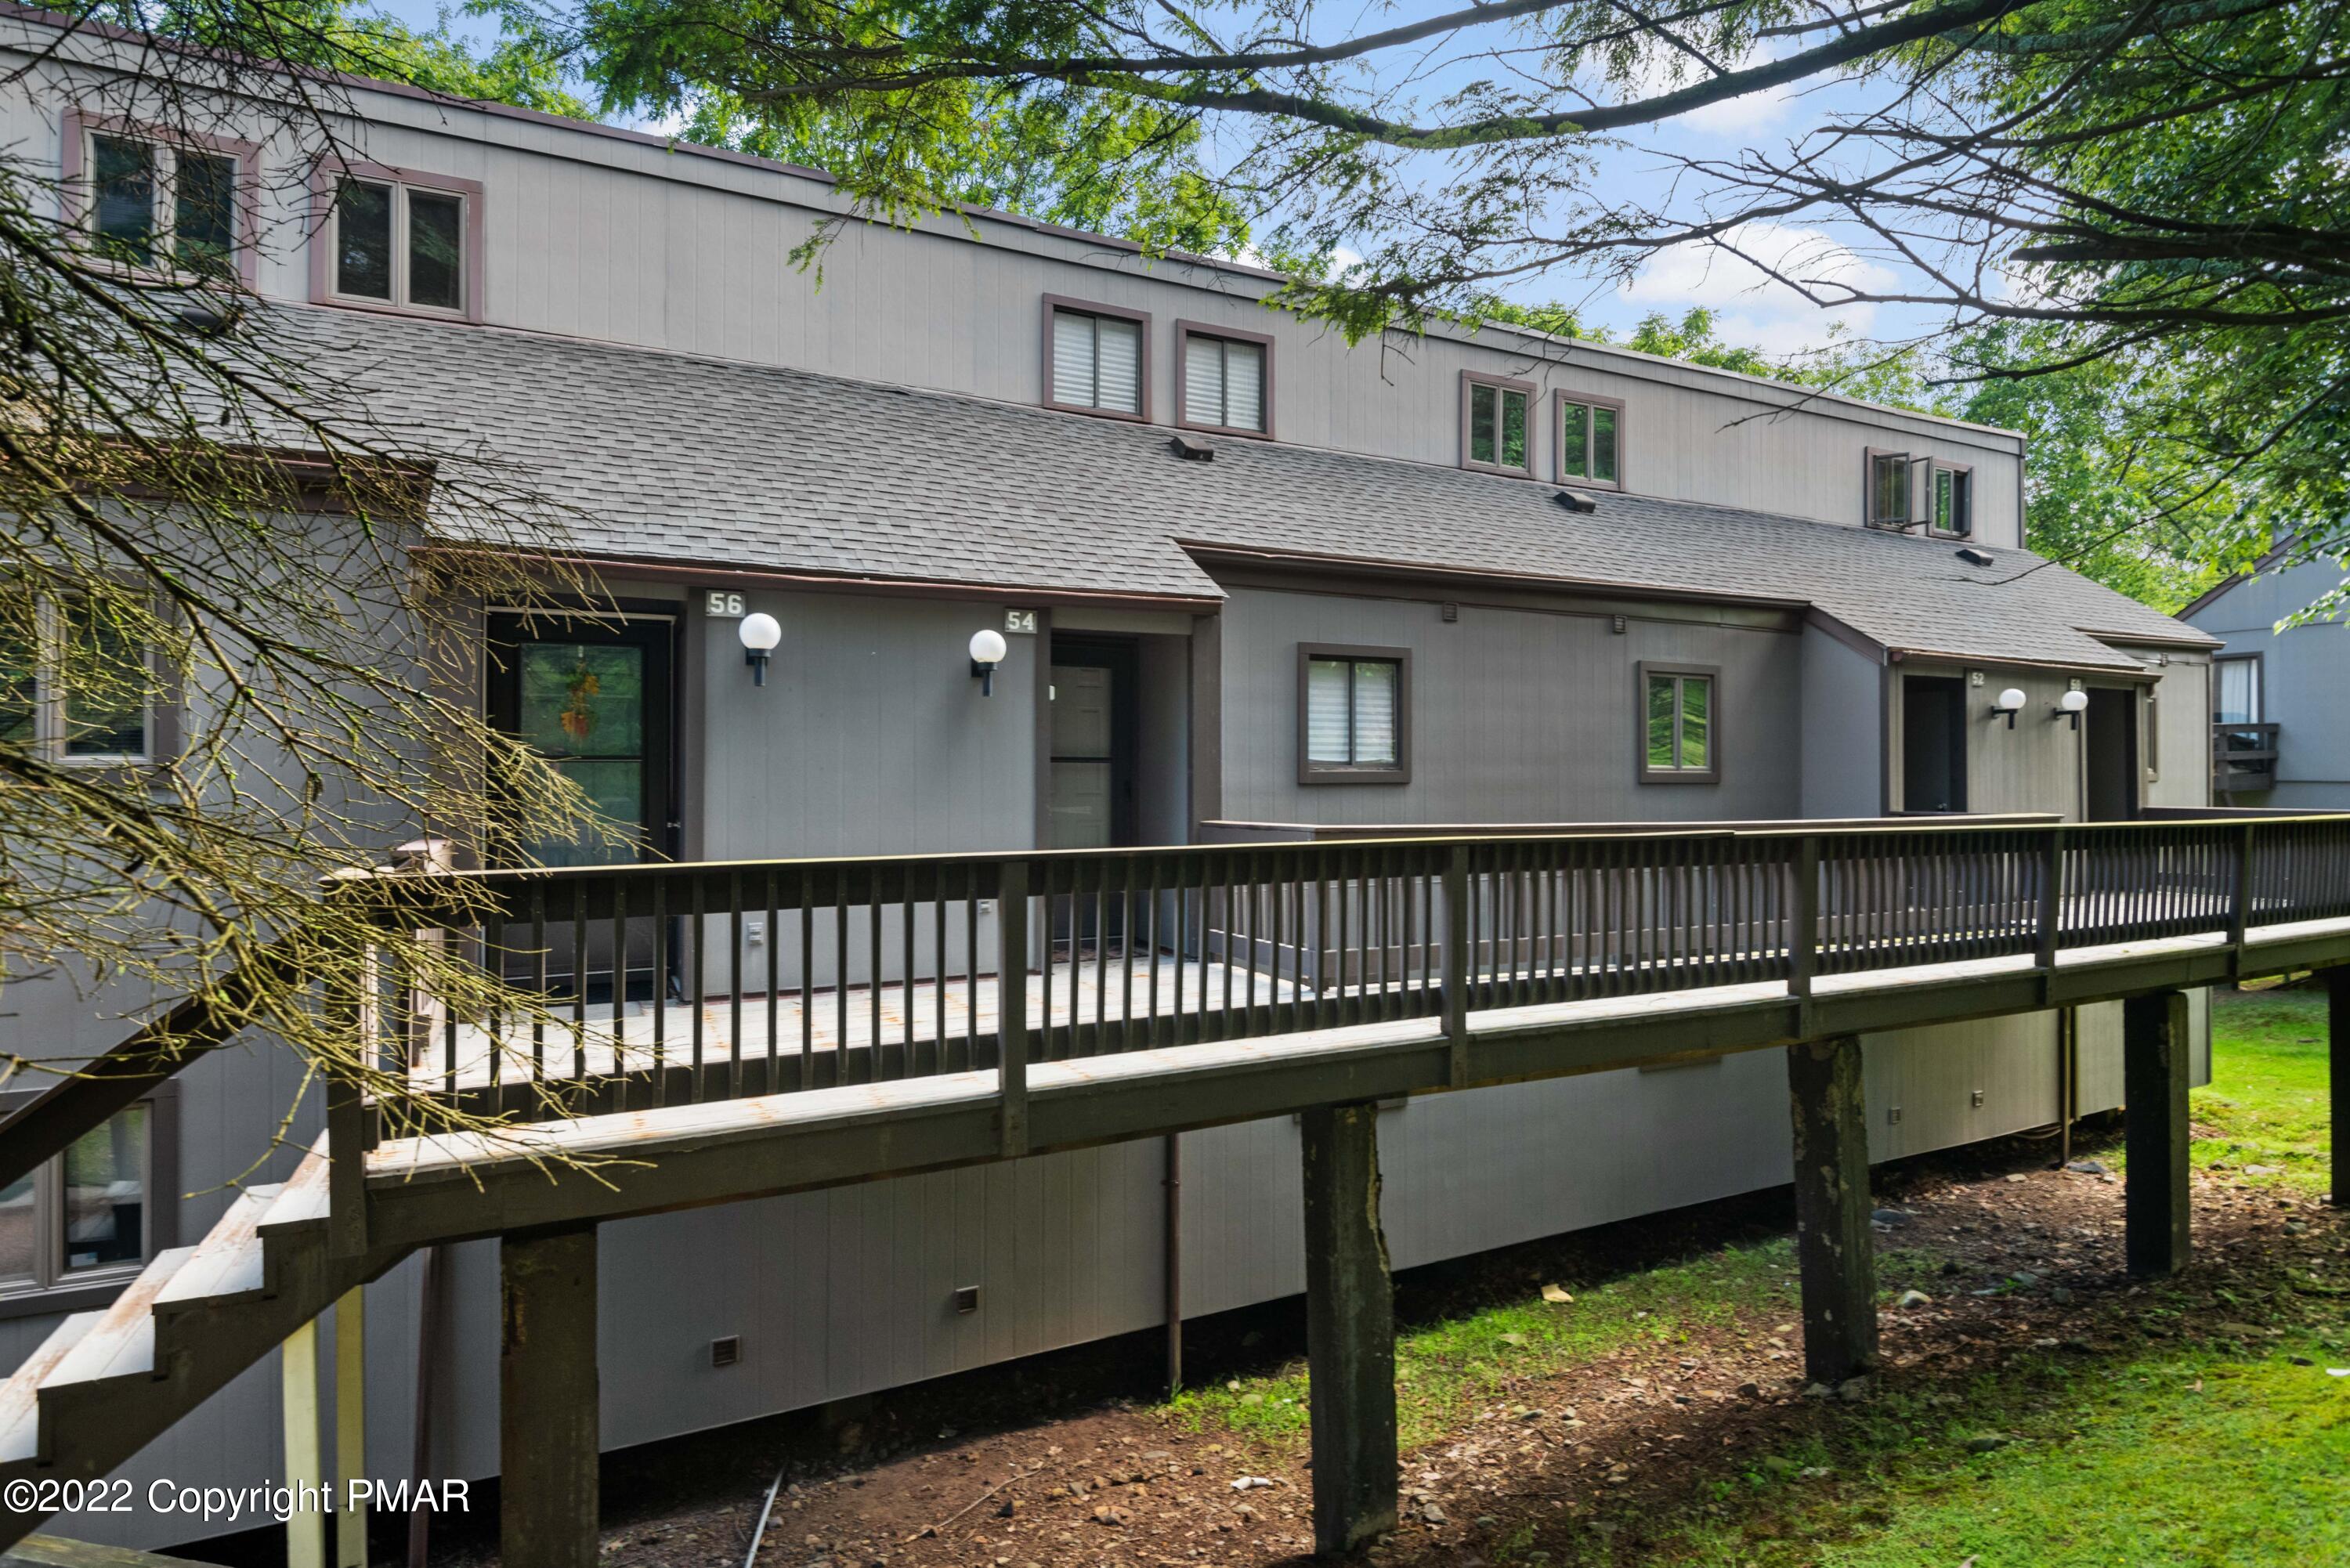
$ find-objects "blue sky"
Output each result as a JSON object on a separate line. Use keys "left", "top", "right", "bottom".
{"left": 373, "top": 0, "right": 1941, "bottom": 357}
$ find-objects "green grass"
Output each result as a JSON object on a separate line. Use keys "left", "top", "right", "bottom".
{"left": 1173, "top": 1242, "right": 1802, "bottom": 1451}
{"left": 1178, "top": 985, "right": 2345, "bottom": 1565}
{"left": 2194, "top": 985, "right": 2335, "bottom": 1194}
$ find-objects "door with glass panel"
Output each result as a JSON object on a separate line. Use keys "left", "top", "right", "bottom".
{"left": 1047, "top": 639, "right": 1139, "bottom": 961}
{"left": 486, "top": 614, "right": 675, "bottom": 1001}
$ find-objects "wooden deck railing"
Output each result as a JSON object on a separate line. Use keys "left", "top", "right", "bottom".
{"left": 2213, "top": 721, "right": 2280, "bottom": 796}
{"left": 336, "top": 815, "right": 2350, "bottom": 1151}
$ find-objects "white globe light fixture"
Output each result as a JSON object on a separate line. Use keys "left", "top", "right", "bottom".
{"left": 1992, "top": 686, "right": 2028, "bottom": 729}
{"left": 2057, "top": 687, "right": 2090, "bottom": 730}
{"left": 739, "top": 611, "right": 782, "bottom": 687}
{"left": 969, "top": 628, "right": 1009, "bottom": 695}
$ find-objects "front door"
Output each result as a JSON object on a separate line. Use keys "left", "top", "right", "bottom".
{"left": 486, "top": 612, "right": 677, "bottom": 998}
{"left": 2083, "top": 687, "right": 2139, "bottom": 822}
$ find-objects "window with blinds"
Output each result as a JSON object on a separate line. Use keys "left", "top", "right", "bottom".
{"left": 1300, "top": 648, "right": 1408, "bottom": 780}
{"left": 1182, "top": 332, "right": 1267, "bottom": 432}
{"left": 1050, "top": 306, "right": 1144, "bottom": 416}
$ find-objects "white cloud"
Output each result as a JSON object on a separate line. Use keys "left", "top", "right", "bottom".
{"left": 1618, "top": 222, "right": 1897, "bottom": 351}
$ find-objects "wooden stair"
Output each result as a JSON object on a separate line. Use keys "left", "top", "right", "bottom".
{"left": 0, "top": 1138, "right": 397, "bottom": 1550}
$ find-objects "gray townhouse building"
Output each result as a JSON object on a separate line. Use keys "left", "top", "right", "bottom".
{"left": 0, "top": 5, "right": 2234, "bottom": 1551}
{"left": 2182, "top": 550, "right": 2350, "bottom": 808}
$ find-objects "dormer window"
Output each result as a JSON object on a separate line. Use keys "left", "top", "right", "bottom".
{"left": 1043, "top": 297, "right": 1149, "bottom": 420}
{"left": 1176, "top": 322, "right": 1272, "bottom": 437}
{"left": 1556, "top": 393, "right": 1624, "bottom": 490}
{"left": 1461, "top": 371, "right": 1533, "bottom": 476}
{"left": 69, "top": 115, "right": 248, "bottom": 279}
{"left": 315, "top": 164, "right": 483, "bottom": 320}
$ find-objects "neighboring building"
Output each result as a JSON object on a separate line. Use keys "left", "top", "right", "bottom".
{"left": 0, "top": 9, "right": 2225, "bottom": 1548}
{"left": 2182, "top": 551, "right": 2350, "bottom": 807}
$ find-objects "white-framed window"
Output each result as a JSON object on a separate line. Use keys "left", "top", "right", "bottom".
{"left": 329, "top": 175, "right": 471, "bottom": 315}
{"left": 81, "top": 127, "right": 239, "bottom": 276}
{"left": 1557, "top": 394, "right": 1624, "bottom": 489}
{"left": 1462, "top": 373, "right": 1532, "bottom": 475}
{"left": 1640, "top": 663, "right": 1719, "bottom": 783}
{"left": 1300, "top": 644, "right": 1410, "bottom": 782}
{"left": 0, "top": 597, "right": 157, "bottom": 765}
{"left": 0, "top": 1104, "right": 157, "bottom": 1304}
{"left": 1046, "top": 300, "right": 1147, "bottom": 417}
{"left": 1177, "top": 326, "right": 1269, "bottom": 435}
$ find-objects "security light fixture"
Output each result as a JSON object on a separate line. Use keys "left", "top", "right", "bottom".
{"left": 1993, "top": 687, "right": 2028, "bottom": 728}
{"left": 2057, "top": 688, "right": 2089, "bottom": 730}
{"left": 969, "top": 628, "right": 1008, "bottom": 695}
{"left": 1956, "top": 547, "right": 1995, "bottom": 568}
{"left": 739, "top": 612, "right": 782, "bottom": 686}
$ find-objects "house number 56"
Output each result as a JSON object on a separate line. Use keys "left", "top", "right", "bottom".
{"left": 705, "top": 591, "right": 747, "bottom": 618}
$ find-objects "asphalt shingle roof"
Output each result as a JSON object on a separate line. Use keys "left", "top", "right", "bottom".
{"left": 277, "top": 306, "right": 2209, "bottom": 671}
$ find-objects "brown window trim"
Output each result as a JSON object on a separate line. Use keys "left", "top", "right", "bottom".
{"left": 1173, "top": 319, "right": 1276, "bottom": 439}
{"left": 1297, "top": 642, "right": 1412, "bottom": 785}
{"left": 1864, "top": 446, "right": 1913, "bottom": 529}
{"left": 0, "top": 1081, "right": 179, "bottom": 1322}
{"left": 1041, "top": 294, "right": 1153, "bottom": 423}
{"left": 2212, "top": 651, "right": 2264, "bottom": 723}
{"left": 61, "top": 107, "right": 263, "bottom": 289}
{"left": 1925, "top": 459, "right": 1974, "bottom": 539}
{"left": 307, "top": 158, "right": 488, "bottom": 324}
{"left": 1554, "top": 389, "right": 1627, "bottom": 492}
{"left": 1459, "top": 370, "right": 1537, "bottom": 478}
{"left": 1636, "top": 660, "right": 1721, "bottom": 785}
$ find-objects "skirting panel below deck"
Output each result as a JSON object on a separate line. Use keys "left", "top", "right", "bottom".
{"left": 34, "top": 997, "right": 2196, "bottom": 1552}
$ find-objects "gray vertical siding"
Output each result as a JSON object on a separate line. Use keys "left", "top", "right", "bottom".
{"left": 2187, "top": 560, "right": 2350, "bottom": 807}
{"left": 1216, "top": 585, "right": 1803, "bottom": 825}
{"left": 1799, "top": 630, "right": 1884, "bottom": 818}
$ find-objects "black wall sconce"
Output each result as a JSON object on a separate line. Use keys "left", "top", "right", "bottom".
{"left": 1992, "top": 686, "right": 2026, "bottom": 728}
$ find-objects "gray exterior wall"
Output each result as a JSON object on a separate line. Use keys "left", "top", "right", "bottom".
{"left": 2186, "top": 558, "right": 2350, "bottom": 807}
{"left": 1799, "top": 629, "right": 1885, "bottom": 818}
{"left": 1216, "top": 584, "right": 1802, "bottom": 825}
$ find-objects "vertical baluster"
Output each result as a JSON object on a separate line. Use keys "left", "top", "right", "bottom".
{"left": 728, "top": 871, "right": 743, "bottom": 1101}
{"left": 799, "top": 867, "right": 815, "bottom": 1090}
{"left": 688, "top": 873, "right": 706, "bottom": 1102}
{"left": 963, "top": 865, "right": 979, "bottom": 1072}
{"left": 649, "top": 879, "right": 669, "bottom": 1105}
{"left": 530, "top": 887, "right": 548, "bottom": 1094}
{"left": 1147, "top": 859, "right": 1163, "bottom": 1050}
{"left": 901, "top": 883, "right": 916, "bottom": 1078}
{"left": 833, "top": 887, "right": 849, "bottom": 1085}
{"left": 934, "top": 876, "right": 948, "bottom": 1075}
{"left": 609, "top": 877, "right": 627, "bottom": 1107}
{"left": 1092, "top": 858, "right": 1109, "bottom": 1056}
{"left": 571, "top": 879, "right": 588, "bottom": 1088}
{"left": 1040, "top": 866, "right": 1058, "bottom": 1058}
{"left": 765, "top": 869, "right": 779, "bottom": 1093}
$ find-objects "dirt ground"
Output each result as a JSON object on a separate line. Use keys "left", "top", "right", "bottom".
{"left": 415, "top": 1122, "right": 2341, "bottom": 1568}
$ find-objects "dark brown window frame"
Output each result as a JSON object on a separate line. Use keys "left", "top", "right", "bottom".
{"left": 1926, "top": 460, "right": 1976, "bottom": 539}
{"left": 62, "top": 108, "right": 263, "bottom": 288}
{"left": 1041, "top": 294, "right": 1153, "bottom": 423}
{"left": 1459, "top": 370, "right": 1537, "bottom": 478}
{"left": 2212, "top": 651, "right": 2264, "bottom": 723}
{"left": 1297, "top": 642, "right": 1412, "bottom": 785}
{"left": 1553, "top": 389, "right": 1627, "bottom": 491}
{"left": 1173, "top": 319, "right": 1276, "bottom": 439}
{"left": 2, "top": 591, "right": 185, "bottom": 778}
{"left": 1637, "top": 660, "right": 1721, "bottom": 785}
{"left": 0, "top": 1082, "right": 179, "bottom": 1321}
{"left": 1864, "top": 447, "right": 1914, "bottom": 529}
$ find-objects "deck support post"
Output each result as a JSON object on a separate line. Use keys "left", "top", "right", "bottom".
{"left": 501, "top": 1224, "right": 600, "bottom": 1568}
{"left": 1787, "top": 1035, "right": 1877, "bottom": 1385}
{"left": 335, "top": 1287, "right": 368, "bottom": 1568}
{"left": 2124, "top": 989, "right": 2193, "bottom": 1277}
{"left": 283, "top": 1317, "right": 328, "bottom": 1568}
{"left": 2330, "top": 967, "right": 2349, "bottom": 1209}
{"left": 1300, "top": 1103, "right": 1397, "bottom": 1558}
